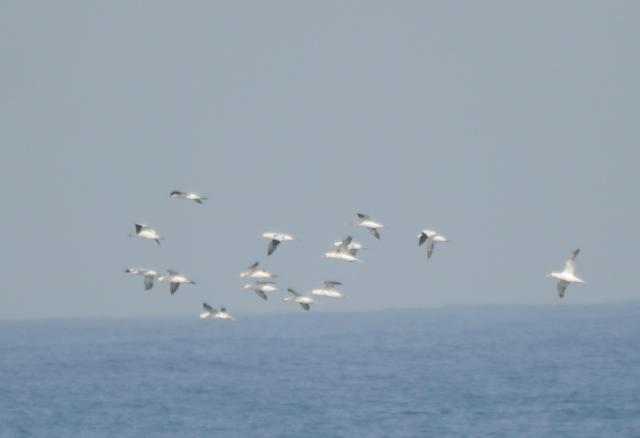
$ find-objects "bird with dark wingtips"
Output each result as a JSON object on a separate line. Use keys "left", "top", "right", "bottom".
{"left": 547, "top": 249, "right": 586, "bottom": 299}
{"left": 352, "top": 213, "right": 384, "bottom": 239}
{"left": 125, "top": 268, "right": 163, "bottom": 290}
{"left": 324, "top": 236, "right": 363, "bottom": 263}
{"left": 262, "top": 232, "right": 294, "bottom": 256}
{"left": 417, "top": 229, "right": 451, "bottom": 259}
{"left": 284, "top": 288, "right": 314, "bottom": 311}
{"left": 239, "top": 261, "right": 278, "bottom": 279}
{"left": 311, "top": 281, "right": 344, "bottom": 298}
{"left": 200, "top": 302, "right": 236, "bottom": 320}
{"left": 243, "top": 281, "right": 278, "bottom": 301}
{"left": 129, "top": 223, "right": 163, "bottom": 246}
{"left": 170, "top": 190, "right": 208, "bottom": 205}
{"left": 161, "top": 269, "right": 196, "bottom": 295}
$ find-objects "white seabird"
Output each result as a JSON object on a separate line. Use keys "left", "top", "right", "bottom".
{"left": 311, "top": 281, "right": 344, "bottom": 298}
{"left": 170, "top": 190, "right": 207, "bottom": 205}
{"left": 262, "top": 232, "right": 294, "bottom": 256}
{"left": 243, "top": 281, "right": 278, "bottom": 301}
{"left": 353, "top": 213, "right": 384, "bottom": 239}
{"left": 333, "top": 239, "right": 365, "bottom": 252}
{"left": 284, "top": 288, "right": 314, "bottom": 311}
{"left": 129, "top": 223, "right": 163, "bottom": 246}
{"left": 161, "top": 269, "right": 196, "bottom": 295}
{"left": 125, "top": 268, "right": 163, "bottom": 290}
{"left": 200, "top": 302, "right": 236, "bottom": 320}
{"left": 239, "top": 261, "right": 278, "bottom": 279}
{"left": 324, "top": 236, "right": 363, "bottom": 263}
{"left": 417, "top": 229, "right": 451, "bottom": 259}
{"left": 547, "top": 249, "right": 586, "bottom": 299}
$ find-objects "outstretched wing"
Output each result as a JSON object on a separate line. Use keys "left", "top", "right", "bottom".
{"left": 300, "top": 302, "right": 310, "bottom": 311}
{"left": 144, "top": 275, "right": 154, "bottom": 290}
{"left": 427, "top": 240, "right": 435, "bottom": 259}
{"left": 267, "top": 239, "right": 280, "bottom": 256}
{"left": 324, "top": 281, "right": 342, "bottom": 288}
{"left": 369, "top": 228, "right": 380, "bottom": 240}
{"left": 418, "top": 232, "right": 427, "bottom": 247}
{"left": 287, "top": 288, "right": 301, "bottom": 297}
{"left": 255, "top": 290, "right": 268, "bottom": 301}
{"left": 202, "top": 302, "right": 215, "bottom": 312}
{"left": 170, "top": 282, "right": 180, "bottom": 295}
{"left": 336, "top": 236, "right": 352, "bottom": 253}
{"left": 248, "top": 261, "right": 259, "bottom": 270}
{"left": 563, "top": 249, "right": 580, "bottom": 275}
{"left": 557, "top": 280, "right": 569, "bottom": 298}
{"left": 357, "top": 213, "right": 369, "bottom": 220}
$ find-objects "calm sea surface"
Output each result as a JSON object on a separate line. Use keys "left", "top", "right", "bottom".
{"left": 1, "top": 304, "right": 639, "bottom": 437}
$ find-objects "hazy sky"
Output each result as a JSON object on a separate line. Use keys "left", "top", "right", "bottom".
{"left": 1, "top": 1, "right": 638, "bottom": 319}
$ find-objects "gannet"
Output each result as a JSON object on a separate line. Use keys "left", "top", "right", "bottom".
{"left": 547, "top": 249, "right": 586, "bottom": 299}
{"left": 333, "top": 239, "right": 365, "bottom": 252}
{"left": 262, "top": 232, "right": 294, "bottom": 256}
{"left": 239, "top": 261, "right": 278, "bottom": 279}
{"left": 324, "top": 236, "right": 363, "bottom": 263}
{"left": 200, "top": 302, "right": 235, "bottom": 320}
{"left": 311, "top": 281, "right": 344, "bottom": 298}
{"left": 161, "top": 269, "right": 196, "bottom": 295}
{"left": 284, "top": 288, "right": 314, "bottom": 311}
{"left": 353, "top": 213, "right": 383, "bottom": 239}
{"left": 125, "top": 268, "right": 163, "bottom": 290}
{"left": 417, "top": 229, "right": 451, "bottom": 259}
{"left": 129, "top": 223, "right": 162, "bottom": 246}
{"left": 243, "top": 281, "right": 278, "bottom": 301}
{"left": 170, "top": 190, "right": 207, "bottom": 205}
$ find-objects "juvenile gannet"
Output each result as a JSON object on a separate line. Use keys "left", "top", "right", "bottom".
{"left": 262, "top": 232, "right": 294, "bottom": 256}
{"left": 161, "top": 269, "right": 196, "bottom": 295}
{"left": 353, "top": 213, "right": 383, "bottom": 239}
{"left": 170, "top": 190, "right": 208, "bottom": 205}
{"left": 311, "top": 281, "right": 344, "bottom": 298}
{"left": 417, "top": 229, "right": 451, "bottom": 259}
{"left": 129, "top": 223, "right": 163, "bottom": 246}
{"left": 200, "top": 302, "right": 236, "bottom": 320}
{"left": 125, "top": 268, "right": 163, "bottom": 290}
{"left": 547, "top": 249, "right": 586, "bottom": 299}
{"left": 239, "top": 261, "right": 278, "bottom": 279}
{"left": 284, "top": 288, "right": 314, "bottom": 311}
{"left": 243, "top": 281, "right": 278, "bottom": 301}
{"left": 324, "top": 236, "right": 363, "bottom": 263}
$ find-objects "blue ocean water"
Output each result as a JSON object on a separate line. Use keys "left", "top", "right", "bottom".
{"left": 1, "top": 304, "right": 639, "bottom": 437}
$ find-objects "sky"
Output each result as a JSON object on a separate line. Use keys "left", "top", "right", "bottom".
{"left": 1, "top": 1, "right": 638, "bottom": 319}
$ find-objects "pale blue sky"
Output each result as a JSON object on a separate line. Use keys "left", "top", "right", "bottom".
{"left": 1, "top": 1, "right": 638, "bottom": 318}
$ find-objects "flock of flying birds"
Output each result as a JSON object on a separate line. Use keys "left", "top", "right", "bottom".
{"left": 126, "top": 190, "right": 587, "bottom": 321}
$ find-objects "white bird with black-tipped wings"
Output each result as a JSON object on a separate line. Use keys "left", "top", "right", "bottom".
{"left": 311, "top": 281, "right": 344, "bottom": 298}
{"left": 129, "top": 223, "right": 163, "bottom": 246}
{"left": 262, "top": 232, "right": 294, "bottom": 256}
{"left": 170, "top": 190, "right": 208, "bottom": 205}
{"left": 243, "top": 281, "right": 278, "bottom": 301}
{"left": 417, "top": 229, "right": 451, "bottom": 259}
{"left": 160, "top": 270, "right": 196, "bottom": 295}
{"left": 200, "top": 302, "right": 236, "bottom": 320}
{"left": 547, "top": 249, "right": 586, "bottom": 299}
{"left": 125, "top": 268, "right": 163, "bottom": 290}
{"left": 239, "top": 261, "right": 277, "bottom": 279}
{"left": 353, "top": 213, "right": 384, "bottom": 239}
{"left": 284, "top": 288, "right": 314, "bottom": 311}
{"left": 324, "top": 236, "right": 363, "bottom": 263}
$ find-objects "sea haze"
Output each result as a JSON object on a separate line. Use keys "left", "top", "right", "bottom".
{"left": 1, "top": 303, "right": 639, "bottom": 437}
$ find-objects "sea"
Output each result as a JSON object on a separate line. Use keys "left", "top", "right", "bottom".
{"left": 1, "top": 304, "right": 639, "bottom": 437}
